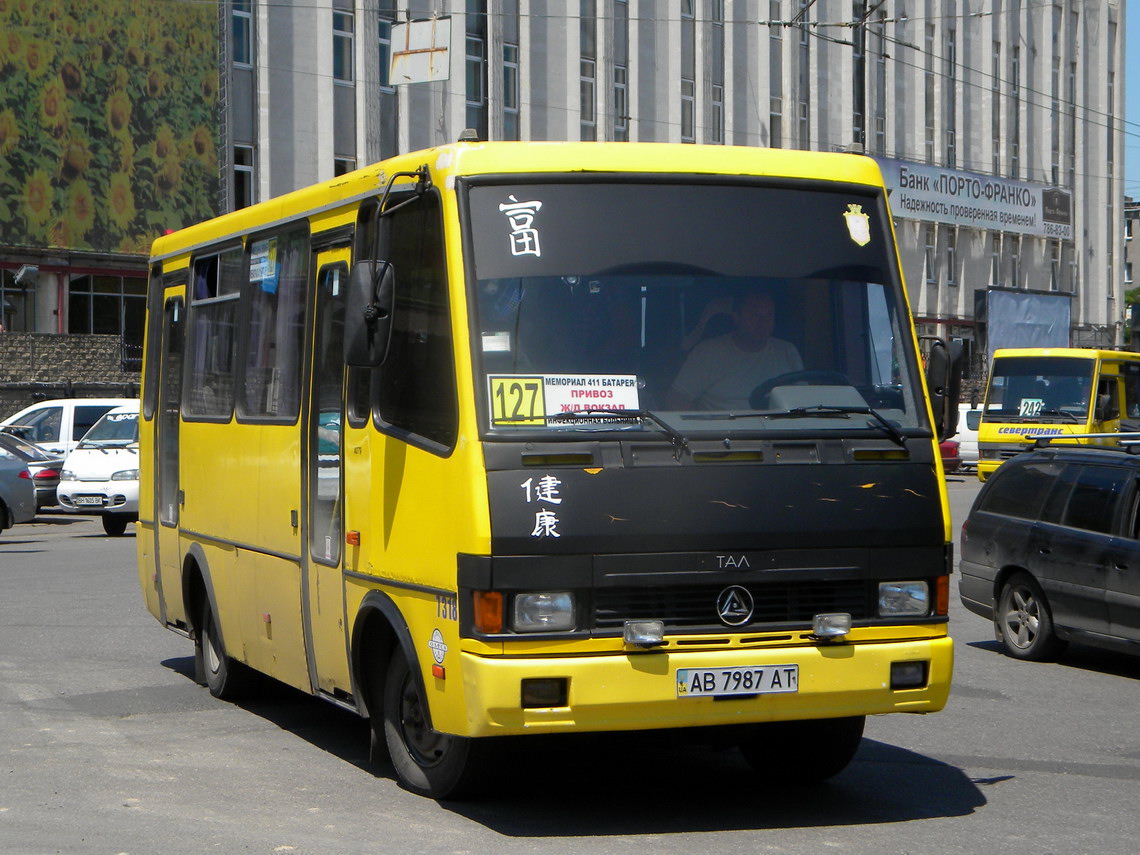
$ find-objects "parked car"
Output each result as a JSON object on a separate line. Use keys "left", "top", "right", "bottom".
{"left": 0, "top": 398, "right": 134, "bottom": 457}
{"left": 0, "top": 447, "right": 36, "bottom": 534}
{"left": 0, "top": 433, "right": 64, "bottom": 508}
{"left": 957, "top": 403, "right": 980, "bottom": 470}
{"left": 939, "top": 438, "right": 961, "bottom": 474}
{"left": 56, "top": 403, "right": 139, "bottom": 536}
{"left": 960, "top": 444, "right": 1140, "bottom": 660}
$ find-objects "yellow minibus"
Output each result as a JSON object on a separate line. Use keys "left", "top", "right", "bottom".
{"left": 137, "top": 141, "right": 959, "bottom": 798}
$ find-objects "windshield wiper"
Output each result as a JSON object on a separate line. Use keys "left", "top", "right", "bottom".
{"left": 546, "top": 408, "right": 690, "bottom": 458}
{"left": 691, "top": 405, "right": 908, "bottom": 447}
{"left": 1037, "top": 408, "right": 1080, "bottom": 423}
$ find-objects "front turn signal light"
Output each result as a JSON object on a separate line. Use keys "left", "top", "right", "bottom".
{"left": 473, "top": 591, "right": 503, "bottom": 634}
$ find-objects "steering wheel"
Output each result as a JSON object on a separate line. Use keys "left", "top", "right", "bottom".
{"left": 750, "top": 370, "right": 852, "bottom": 409}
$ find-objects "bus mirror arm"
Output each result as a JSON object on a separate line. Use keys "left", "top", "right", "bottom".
{"left": 921, "top": 335, "right": 964, "bottom": 441}
{"left": 345, "top": 260, "right": 395, "bottom": 367}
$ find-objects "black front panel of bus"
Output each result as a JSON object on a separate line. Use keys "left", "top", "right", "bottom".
{"left": 484, "top": 458, "right": 943, "bottom": 555}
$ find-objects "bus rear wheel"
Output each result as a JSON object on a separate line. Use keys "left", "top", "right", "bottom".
{"left": 737, "top": 716, "right": 865, "bottom": 783}
{"left": 382, "top": 647, "right": 487, "bottom": 799}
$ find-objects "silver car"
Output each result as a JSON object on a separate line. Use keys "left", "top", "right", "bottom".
{"left": 0, "top": 447, "right": 36, "bottom": 534}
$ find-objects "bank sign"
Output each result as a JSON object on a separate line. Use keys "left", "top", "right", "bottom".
{"left": 876, "top": 158, "right": 1072, "bottom": 241}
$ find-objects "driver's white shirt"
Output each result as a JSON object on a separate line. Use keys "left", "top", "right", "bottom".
{"left": 671, "top": 334, "right": 803, "bottom": 411}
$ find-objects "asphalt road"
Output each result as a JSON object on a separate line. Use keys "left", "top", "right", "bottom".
{"left": 2, "top": 482, "right": 1138, "bottom": 855}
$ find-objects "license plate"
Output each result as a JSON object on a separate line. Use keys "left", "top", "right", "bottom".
{"left": 676, "top": 665, "right": 799, "bottom": 698}
{"left": 74, "top": 496, "right": 106, "bottom": 506}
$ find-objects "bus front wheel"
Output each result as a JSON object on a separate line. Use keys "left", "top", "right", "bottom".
{"left": 382, "top": 647, "right": 487, "bottom": 799}
{"left": 737, "top": 715, "right": 865, "bottom": 783}
{"left": 197, "top": 600, "right": 252, "bottom": 700}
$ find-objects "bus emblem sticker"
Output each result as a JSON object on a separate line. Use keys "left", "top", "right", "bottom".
{"left": 843, "top": 204, "right": 871, "bottom": 247}
{"left": 428, "top": 629, "right": 448, "bottom": 665}
{"left": 716, "top": 586, "right": 754, "bottom": 626}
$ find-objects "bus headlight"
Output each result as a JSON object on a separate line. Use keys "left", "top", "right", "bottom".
{"left": 878, "top": 581, "right": 930, "bottom": 617}
{"left": 512, "top": 592, "right": 575, "bottom": 632}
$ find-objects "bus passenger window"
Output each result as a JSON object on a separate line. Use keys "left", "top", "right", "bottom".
{"left": 186, "top": 246, "right": 243, "bottom": 418}
{"left": 239, "top": 228, "right": 309, "bottom": 420}
{"left": 375, "top": 193, "right": 458, "bottom": 450}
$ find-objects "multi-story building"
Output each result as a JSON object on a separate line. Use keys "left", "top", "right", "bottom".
{"left": 0, "top": 1, "right": 1126, "bottom": 390}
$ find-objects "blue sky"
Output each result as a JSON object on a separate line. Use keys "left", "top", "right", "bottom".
{"left": 1128, "top": 1, "right": 1140, "bottom": 199}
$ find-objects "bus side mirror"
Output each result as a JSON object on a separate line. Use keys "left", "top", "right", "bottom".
{"left": 345, "top": 260, "right": 395, "bottom": 367}
{"left": 924, "top": 336, "right": 963, "bottom": 441}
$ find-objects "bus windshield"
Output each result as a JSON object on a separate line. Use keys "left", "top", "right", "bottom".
{"left": 984, "top": 356, "right": 1095, "bottom": 422}
{"left": 465, "top": 179, "right": 925, "bottom": 439}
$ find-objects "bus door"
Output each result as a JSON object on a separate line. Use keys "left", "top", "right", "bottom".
{"left": 302, "top": 254, "right": 352, "bottom": 695}
{"left": 154, "top": 293, "right": 187, "bottom": 626}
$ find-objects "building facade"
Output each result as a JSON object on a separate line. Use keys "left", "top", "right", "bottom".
{"left": 0, "top": 1, "right": 1126, "bottom": 392}
{"left": 219, "top": 0, "right": 1124, "bottom": 385}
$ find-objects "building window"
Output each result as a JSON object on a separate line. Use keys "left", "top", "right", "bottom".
{"left": 990, "top": 234, "right": 1001, "bottom": 286}
{"left": 991, "top": 41, "right": 1001, "bottom": 174}
{"left": 466, "top": 1, "right": 488, "bottom": 139}
{"left": 797, "top": 100, "right": 809, "bottom": 149}
{"left": 378, "top": 11, "right": 394, "bottom": 92}
{"left": 1051, "top": 241, "right": 1063, "bottom": 291}
{"left": 769, "top": 97, "right": 783, "bottom": 148}
{"left": 681, "top": 79, "right": 695, "bottom": 143}
{"left": 68, "top": 274, "right": 148, "bottom": 351}
{"left": 709, "top": 1, "right": 725, "bottom": 144}
{"left": 232, "top": 0, "right": 253, "bottom": 67}
{"left": 1009, "top": 46, "right": 1020, "bottom": 178}
{"left": 333, "top": 11, "right": 354, "bottom": 83}
{"left": 0, "top": 269, "right": 33, "bottom": 333}
{"left": 924, "top": 24, "right": 935, "bottom": 164}
{"left": 945, "top": 27, "right": 957, "bottom": 168}
{"left": 580, "top": 0, "right": 597, "bottom": 141}
{"left": 945, "top": 227, "right": 958, "bottom": 287}
{"left": 710, "top": 84, "right": 724, "bottom": 145}
{"left": 769, "top": 0, "right": 783, "bottom": 147}
{"left": 613, "top": 66, "right": 629, "bottom": 141}
{"left": 334, "top": 157, "right": 355, "bottom": 176}
{"left": 234, "top": 145, "right": 255, "bottom": 210}
{"left": 924, "top": 225, "right": 937, "bottom": 285}
{"left": 1125, "top": 261, "right": 1133, "bottom": 286}
{"left": 1126, "top": 217, "right": 1134, "bottom": 241}
{"left": 613, "top": 0, "right": 629, "bottom": 141}
{"left": 503, "top": 43, "right": 520, "bottom": 140}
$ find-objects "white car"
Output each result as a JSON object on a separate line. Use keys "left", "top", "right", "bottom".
{"left": 56, "top": 404, "right": 139, "bottom": 536}
{"left": 0, "top": 397, "right": 134, "bottom": 457}
{"left": 957, "top": 403, "right": 980, "bottom": 470}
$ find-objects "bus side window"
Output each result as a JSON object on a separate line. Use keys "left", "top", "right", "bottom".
{"left": 373, "top": 191, "right": 458, "bottom": 451}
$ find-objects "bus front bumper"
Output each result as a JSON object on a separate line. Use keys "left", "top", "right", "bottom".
{"left": 455, "top": 635, "right": 953, "bottom": 737}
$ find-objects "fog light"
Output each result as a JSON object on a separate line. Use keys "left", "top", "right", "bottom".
{"left": 521, "top": 677, "right": 568, "bottom": 708}
{"left": 811, "top": 613, "right": 851, "bottom": 640}
{"left": 512, "top": 592, "right": 575, "bottom": 632}
{"left": 891, "top": 660, "right": 929, "bottom": 689}
{"left": 623, "top": 619, "right": 665, "bottom": 647}
{"left": 878, "top": 581, "right": 930, "bottom": 617}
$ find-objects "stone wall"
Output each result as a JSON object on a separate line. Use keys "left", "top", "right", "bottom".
{"left": 0, "top": 333, "right": 140, "bottom": 421}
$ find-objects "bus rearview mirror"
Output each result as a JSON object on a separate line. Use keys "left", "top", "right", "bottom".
{"left": 345, "top": 260, "right": 395, "bottom": 367}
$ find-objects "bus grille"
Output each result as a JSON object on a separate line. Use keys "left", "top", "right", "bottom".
{"left": 593, "top": 580, "right": 871, "bottom": 630}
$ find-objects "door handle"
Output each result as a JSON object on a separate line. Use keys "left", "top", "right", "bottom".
{"left": 1038, "top": 547, "right": 1052, "bottom": 555}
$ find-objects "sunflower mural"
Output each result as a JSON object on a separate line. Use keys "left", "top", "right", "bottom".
{"left": 0, "top": 0, "right": 221, "bottom": 254}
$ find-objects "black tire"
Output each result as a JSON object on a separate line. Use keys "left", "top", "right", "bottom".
{"left": 382, "top": 647, "right": 487, "bottom": 799}
{"left": 197, "top": 599, "right": 253, "bottom": 699}
{"left": 738, "top": 716, "right": 865, "bottom": 783}
{"left": 101, "top": 514, "right": 129, "bottom": 537}
{"left": 996, "top": 572, "right": 1067, "bottom": 661}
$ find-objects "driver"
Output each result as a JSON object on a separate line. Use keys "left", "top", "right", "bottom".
{"left": 667, "top": 290, "right": 802, "bottom": 411}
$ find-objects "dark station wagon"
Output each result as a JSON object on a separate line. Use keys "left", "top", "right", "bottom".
{"left": 960, "top": 443, "right": 1140, "bottom": 660}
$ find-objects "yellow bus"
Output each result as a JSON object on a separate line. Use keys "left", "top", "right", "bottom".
{"left": 137, "top": 141, "right": 959, "bottom": 798}
{"left": 976, "top": 348, "right": 1140, "bottom": 480}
